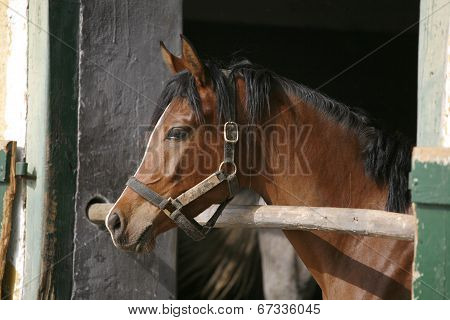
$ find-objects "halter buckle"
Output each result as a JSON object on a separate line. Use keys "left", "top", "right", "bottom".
{"left": 224, "top": 121, "right": 238, "bottom": 143}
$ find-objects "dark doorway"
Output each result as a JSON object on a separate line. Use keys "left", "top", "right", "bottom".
{"left": 180, "top": 0, "right": 420, "bottom": 299}
{"left": 184, "top": 0, "right": 419, "bottom": 141}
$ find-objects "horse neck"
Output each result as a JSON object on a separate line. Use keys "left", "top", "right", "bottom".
{"left": 243, "top": 96, "right": 388, "bottom": 210}
{"left": 238, "top": 96, "right": 413, "bottom": 299}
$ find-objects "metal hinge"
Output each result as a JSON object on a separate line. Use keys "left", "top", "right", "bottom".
{"left": 15, "top": 161, "right": 36, "bottom": 180}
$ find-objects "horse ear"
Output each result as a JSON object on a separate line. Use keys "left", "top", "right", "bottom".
{"left": 160, "top": 41, "right": 185, "bottom": 74}
{"left": 180, "top": 35, "right": 207, "bottom": 86}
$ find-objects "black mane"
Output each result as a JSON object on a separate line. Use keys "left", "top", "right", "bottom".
{"left": 152, "top": 60, "right": 412, "bottom": 213}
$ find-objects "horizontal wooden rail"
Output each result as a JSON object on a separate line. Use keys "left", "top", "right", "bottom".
{"left": 89, "top": 203, "right": 415, "bottom": 241}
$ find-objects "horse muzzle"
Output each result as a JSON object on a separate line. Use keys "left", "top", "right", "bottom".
{"left": 106, "top": 208, "right": 156, "bottom": 253}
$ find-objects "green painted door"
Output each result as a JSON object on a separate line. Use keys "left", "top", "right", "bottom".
{"left": 411, "top": 148, "right": 450, "bottom": 299}
{"left": 412, "top": 0, "right": 450, "bottom": 300}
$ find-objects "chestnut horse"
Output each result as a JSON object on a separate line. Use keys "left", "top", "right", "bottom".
{"left": 106, "top": 36, "right": 414, "bottom": 299}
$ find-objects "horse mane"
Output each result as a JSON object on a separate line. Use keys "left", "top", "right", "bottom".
{"left": 151, "top": 60, "right": 413, "bottom": 213}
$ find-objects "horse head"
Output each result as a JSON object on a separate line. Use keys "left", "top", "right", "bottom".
{"left": 106, "top": 36, "right": 250, "bottom": 252}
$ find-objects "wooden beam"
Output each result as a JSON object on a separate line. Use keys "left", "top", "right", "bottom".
{"left": 0, "top": 141, "right": 16, "bottom": 299}
{"left": 89, "top": 203, "right": 415, "bottom": 241}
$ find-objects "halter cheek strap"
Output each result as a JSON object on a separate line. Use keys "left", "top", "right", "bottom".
{"left": 126, "top": 121, "right": 240, "bottom": 241}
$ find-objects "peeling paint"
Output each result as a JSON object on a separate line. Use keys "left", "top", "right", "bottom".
{"left": 1, "top": 0, "right": 27, "bottom": 147}
{"left": 0, "top": 0, "right": 11, "bottom": 136}
{"left": 0, "top": 0, "right": 27, "bottom": 300}
{"left": 412, "top": 147, "right": 450, "bottom": 164}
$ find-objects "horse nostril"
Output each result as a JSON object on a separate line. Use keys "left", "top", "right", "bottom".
{"left": 107, "top": 212, "right": 122, "bottom": 232}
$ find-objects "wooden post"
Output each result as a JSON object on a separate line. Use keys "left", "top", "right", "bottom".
{"left": 0, "top": 141, "right": 16, "bottom": 299}
{"left": 413, "top": 0, "right": 450, "bottom": 300}
{"left": 73, "top": 0, "right": 181, "bottom": 299}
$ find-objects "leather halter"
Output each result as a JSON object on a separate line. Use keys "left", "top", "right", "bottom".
{"left": 126, "top": 121, "right": 240, "bottom": 241}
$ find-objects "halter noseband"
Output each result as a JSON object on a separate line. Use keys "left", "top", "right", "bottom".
{"left": 126, "top": 120, "right": 240, "bottom": 241}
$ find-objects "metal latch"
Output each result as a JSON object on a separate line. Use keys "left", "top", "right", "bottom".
{"left": 16, "top": 162, "right": 36, "bottom": 180}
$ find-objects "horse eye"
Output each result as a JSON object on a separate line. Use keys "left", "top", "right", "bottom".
{"left": 166, "top": 127, "right": 191, "bottom": 141}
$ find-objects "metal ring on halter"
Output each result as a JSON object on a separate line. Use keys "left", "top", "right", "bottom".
{"left": 219, "top": 161, "right": 237, "bottom": 176}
